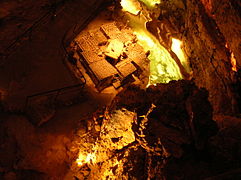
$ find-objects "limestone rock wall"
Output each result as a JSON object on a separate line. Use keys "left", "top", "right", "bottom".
{"left": 183, "top": 0, "right": 236, "bottom": 114}
{"left": 201, "top": 0, "right": 241, "bottom": 68}
{"left": 156, "top": 0, "right": 241, "bottom": 114}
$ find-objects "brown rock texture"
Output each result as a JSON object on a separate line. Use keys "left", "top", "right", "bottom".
{"left": 151, "top": 0, "right": 241, "bottom": 114}
{"left": 201, "top": 0, "right": 241, "bottom": 68}
{"left": 183, "top": 0, "right": 237, "bottom": 114}
{"left": 77, "top": 80, "right": 216, "bottom": 179}
{"left": 113, "top": 80, "right": 218, "bottom": 155}
{"left": 106, "top": 81, "right": 241, "bottom": 179}
{"left": 67, "top": 81, "right": 241, "bottom": 180}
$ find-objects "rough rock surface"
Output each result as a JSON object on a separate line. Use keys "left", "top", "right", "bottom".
{"left": 151, "top": 0, "right": 241, "bottom": 115}
{"left": 200, "top": 0, "right": 241, "bottom": 68}
{"left": 113, "top": 80, "right": 218, "bottom": 156}
{"left": 106, "top": 81, "right": 241, "bottom": 179}
{"left": 70, "top": 81, "right": 231, "bottom": 179}
{"left": 1, "top": 0, "right": 241, "bottom": 179}
{"left": 183, "top": 0, "right": 237, "bottom": 115}
{"left": 0, "top": 116, "right": 70, "bottom": 179}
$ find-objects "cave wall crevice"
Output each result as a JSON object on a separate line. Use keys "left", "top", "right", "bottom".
{"left": 181, "top": 0, "right": 239, "bottom": 114}
{"left": 143, "top": 0, "right": 240, "bottom": 114}
{"left": 201, "top": 0, "right": 241, "bottom": 68}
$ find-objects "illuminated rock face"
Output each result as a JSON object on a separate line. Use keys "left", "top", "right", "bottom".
{"left": 182, "top": 0, "right": 240, "bottom": 114}
{"left": 113, "top": 80, "right": 218, "bottom": 154}
{"left": 120, "top": 0, "right": 240, "bottom": 114}
{"left": 0, "top": 0, "right": 241, "bottom": 179}
{"left": 72, "top": 109, "right": 136, "bottom": 179}
{"left": 120, "top": 0, "right": 188, "bottom": 85}
{"left": 134, "top": 30, "right": 183, "bottom": 84}
{"left": 200, "top": 0, "right": 241, "bottom": 69}
{"left": 72, "top": 80, "right": 220, "bottom": 179}
{"left": 137, "top": 0, "right": 240, "bottom": 114}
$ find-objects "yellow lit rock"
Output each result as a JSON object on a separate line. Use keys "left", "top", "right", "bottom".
{"left": 76, "top": 153, "right": 96, "bottom": 166}
{"left": 171, "top": 38, "right": 191, "bottom": 73}
{"left": 138, "top": 0, "right": 161, "bottom": 9}
{"left": 120, "top": 0, "right": 141, "bottom": 15}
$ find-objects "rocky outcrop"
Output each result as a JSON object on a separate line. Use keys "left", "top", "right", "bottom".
{"left": 200, "top": 0, "right": 241, "bottom": 69}
{"left": 106, "top": 81, "right": 241, "bottom": 179}
{"left": 182, "top": 0, "right": 238, "bottom": 114}
{"left": 71, "top": 81, "right": 222, "bottom": 179}
{"left": 114, "top": 80, "right": 218, "bottom": 153}
{"left": 149, "top": 0, "right": 240, "bottom": 114}
{"left": 113, "top": 80, "right": 218, "bottom": 153}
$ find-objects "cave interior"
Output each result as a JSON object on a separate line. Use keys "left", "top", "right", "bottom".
{"left": 0, "top": 0, "right": 241, "bottom": 179}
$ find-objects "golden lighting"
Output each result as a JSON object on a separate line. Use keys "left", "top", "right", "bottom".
{"left": 171, "top": 38, "right": 191, "bottom": 73}
{"left": 121, "top": 0, "right": 183, "bottom": 85}
{"left": 76, "top": 152, "right": 96, "bottom": 166}
{"left": 134, "top": 30, "right": 183, "bottom": 84}
{"left": 139, "top": 0, "right": 161, "bottom": 8}
{"left": 101, "top": 158, "right": 124, "bottom": 179}
{"left": 73, "top": 110, "right": 136, "bottom": 178}
{"left": 120, "top": 0, "right": 141, "bottom": 15}
{"left": 225, "top": 43, "right": 237, "bottom": 72}
{"left": 231, "top": 52, "right": 237, "bottom": 72}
